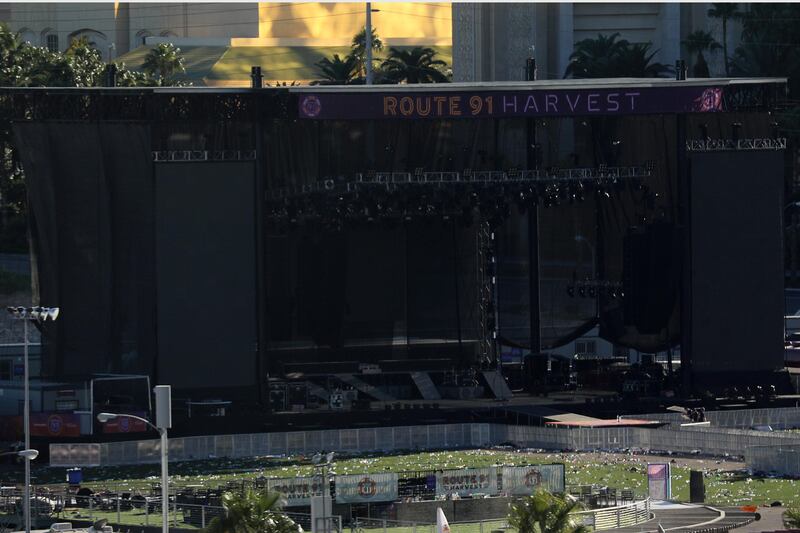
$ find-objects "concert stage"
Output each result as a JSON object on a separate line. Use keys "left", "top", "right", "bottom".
{"left": 3, "top": 77, "right": 790, "bottom": 428}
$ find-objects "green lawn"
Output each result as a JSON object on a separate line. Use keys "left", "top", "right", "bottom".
{"left": 4, "top": 449, "right": 799, "bottom": 509}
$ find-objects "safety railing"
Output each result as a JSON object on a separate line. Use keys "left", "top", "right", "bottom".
{"left": 573, "top": 498, "right": 651, "bottom": 531}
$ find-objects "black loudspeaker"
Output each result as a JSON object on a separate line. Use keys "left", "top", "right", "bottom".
{"left": 689, "top": 470, "right": 705, "bottom": 503}
{"left": 623, "top": 223, "right": 681, "bottom": 334}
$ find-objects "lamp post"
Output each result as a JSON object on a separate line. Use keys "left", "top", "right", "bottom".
{"left": 97, "top": 385, "right": 171, "bottom": 533}
{"left": 365, "top": 3, "right": 380, "bottom": 84}
{"left": 7, "top": 306, "right": 58, "bottom": 533}
{"left": 312, "top": 452, "right": 335, "bottom": 533}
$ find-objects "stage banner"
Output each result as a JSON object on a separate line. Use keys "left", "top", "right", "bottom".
{"left": 647, "top": 463, "right": 671, "bottom": 500}
{"left": 267, "top": 477, "right": 324, "bottom": 507}
{"left": 30, "top": 413, "right": 81, "bottom": 437}
{"left": 502, "top": 465, "right": 566, "bottom": 495}
{"left": 436, "top": 468, "right": 498, "bottom": 497}
{"left": 297, "top": 86, "right": 726, "bottom": 120}
{"left": 102, "top": 412, "right": 149, "bottom": 434}
{"left": 335, "top": 473, "right": 399, "bottom": 503}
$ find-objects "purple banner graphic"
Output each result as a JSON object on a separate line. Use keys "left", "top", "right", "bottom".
{"left": 298, "top": 86, "right": 724, "bottom": 120}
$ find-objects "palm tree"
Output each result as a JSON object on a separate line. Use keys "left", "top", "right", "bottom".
{"left": 381, "top": 47, "right": 448, "bottom": 83}
{"left": 351, "top": 26, "right": 383, "bottom": 78}
{"left": 508, "top": 490, "right": 589, "bottom": 533}
{"left": 313, "top": 53, "right": 359, "bottom": 85}
{"left": 565, "top": 33, "right": 629, "bottom": 78}
{"left": 614, "top": 42, "right": 672, "bottom": 78}
{"left": 565, "top": 33, "right": 670, "bottom": 78}
{"left": 786, "top": 508, "right": 800, "bottom": 528}
{"left": 142, "top": 42, "right": 185, "bottom": 85}
{"left": 683, "top": 30, "right": 721, "bottom": 78}
{"left": 707, "top": 3, "right": 741, "bottom": 76}
{"left": 206, "top": 490, "right": 302, "bottom": 533}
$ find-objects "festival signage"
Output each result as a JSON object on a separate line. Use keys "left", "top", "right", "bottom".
{"left": 502, "top": 464, "right": 566, "bottom": 495}
{"left": 436, "top": 467, "right": 498, "bottom": 497}
{"left": 102, "top": 412, "right": 149, "bottom": 434}
{"left": 647, "top": 463, "right": 671, "bottom": 500}
{"left": 297, "top": 86, "right": 726, "bottom": 120}
{"left": 335, "top": 473, "right": 399, "bottom": 503}
{"left": 267, "top": 476, "right": 324, "bottom": 507}
{"left": 30, "top": 413, "right": 81, "bottom": 437}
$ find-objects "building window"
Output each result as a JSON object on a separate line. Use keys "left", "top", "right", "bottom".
{"left": 0, "top": 360, "right": 10, "bottom": 381}
{"left": 46, "top": 34, "right": 59, "bottom": 52}
{"left": 575, "top": 341, "right": 596, "bottom": 355}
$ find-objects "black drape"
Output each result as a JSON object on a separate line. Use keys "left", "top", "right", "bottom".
{"left": 13, "top": 122, "right": 155, "bottom": 377}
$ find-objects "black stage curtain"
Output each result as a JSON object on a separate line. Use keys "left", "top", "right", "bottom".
{"left": 13, "top": 122, "right": 155, "bottom": 377}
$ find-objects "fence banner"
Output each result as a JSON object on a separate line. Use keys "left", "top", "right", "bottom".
{"left": 335, "top": 473, "right": 398, "bottom": 503}
{"left": 267, "top": 477, "right": 324, "bottom": 507}
{"left": 501, "top": 464, "right": 566, "bottom": 495}
{"left": 436, "top": 467, "right": 498, "bottom": 497}
{"left": 647, "top": 463, "right": 671, "bottom": 500}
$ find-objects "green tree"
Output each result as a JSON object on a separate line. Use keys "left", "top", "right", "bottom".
{"left": 142, "top": 42, "right": 186, "bottom": 85}
{"left": 351, "top": 26, "right": 383, "bottom": 78}
{"left": 313, "top": 53, "right": 359, "bottom": 85}
{"left": 564, "top": 33, "right": 629, "bottom": 78}
{"left": 786, "top": 507, "right": 800, "bottom": 528}
{"left": 508, "top": 490, "right": 588, "bottom": 533}
{"left": 381, "top": 47, "right": 448, "bottom": 83}
{"left": 707, "top": 3, "right": 741, "bottom": 76}
{"left": 205, "top": 490, "right": 302, "bottom": 533}
{"left": 682, "top": 30, "right": 722, "bottom": 78}
{"left": 565, "top": 33, "right": 671, "bottom": 78}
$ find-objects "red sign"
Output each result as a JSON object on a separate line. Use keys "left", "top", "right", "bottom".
{"left": 102, "top": 412, "right": 148, "bottom": 434}
{"left": 30, "top": 413, "right": 81, "bottom": 437}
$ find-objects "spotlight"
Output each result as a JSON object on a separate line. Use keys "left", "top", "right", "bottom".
{"left": 567, "top": 285, "right": 575, "bottom": 298}
{"left": 578, "top": 284, "right": 586, "bottom": 298}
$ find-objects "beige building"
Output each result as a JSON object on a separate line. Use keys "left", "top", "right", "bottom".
{"left": 4, "top": 2, "right": 739, "bottom": 85}
{"left": 452, "top": 2, "right": 740, "bottom": 82}
{"left": 3, "top": 2, "right": 452, "bottom": 85}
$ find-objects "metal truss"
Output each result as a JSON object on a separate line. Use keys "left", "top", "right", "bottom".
{"left": 267, "top": 165, "right": 653, "bottom": 201}
{"left": 686, "top": 138, "right": 787, "bottom": 152}
{"left": 152, "top": 150, "right": 257, "bottom": 162}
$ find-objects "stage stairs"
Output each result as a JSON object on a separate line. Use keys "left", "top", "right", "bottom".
{"left": 482, "top": 370, "right": 513, "bottom": 400}
{"left": 306, "top": 381, "right": 330, "bottom": 402}
{"left": 334, "top": 373, "right": 396, "bottom": 401}
{"left": 411, "top": 371, "right": 441, "bottom": 400}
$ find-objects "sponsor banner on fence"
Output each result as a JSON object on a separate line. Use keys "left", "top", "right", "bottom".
{"left": 30, "top": 413, "right": 81, "bottom": 437}
{"left": 436, "top": 467, "right": 498, "bottom": 497}
{"left": 647, "top": 463, "right": 671, "bottom": 500}
{"left": 502, "top": 465, "right": 566, "bottom": 495}
{"left": 267, "top": 477, "right": 324, "bottom": 507}
{"left": 335, "top": 473, "right": 399, "bottom": 503}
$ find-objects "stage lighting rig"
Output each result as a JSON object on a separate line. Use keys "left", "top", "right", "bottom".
{"left": 265, "top": 164, "right": 652, "bottom": 230}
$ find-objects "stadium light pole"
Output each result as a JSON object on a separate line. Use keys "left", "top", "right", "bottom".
{"left": 6, "top": 306, "right": 58, "bottom": 533}
{"left": 98, "top": 385, "right": 171, "bottom": 533}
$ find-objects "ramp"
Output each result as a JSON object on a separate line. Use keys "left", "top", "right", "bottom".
{"left": 306, "top": 381, "right": 329, "bottom": 401}
{"left": 334, "top": 374, "right": 395, "bottom": 401}
{"left": 411, "top": 371, "right": 441, "bottom": 400}
{"left": 482, "top": 370, "right": 513, "bottom": 400}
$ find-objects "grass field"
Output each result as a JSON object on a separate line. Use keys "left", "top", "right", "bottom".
{"left": 3, "top": 448, "right": 799, "bottom": 508}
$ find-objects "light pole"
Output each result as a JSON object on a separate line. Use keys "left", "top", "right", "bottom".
{"left": 97, "top": 385, "right": 171, "bottom": 533}
{"left": 312, "top": 452, "right": 334, "bottom": 533}
{"left": 7, "top": 306, "right": 59, "bottom": 533}
{"left": 365, "top": 3, "right": 380, "bottom": 84}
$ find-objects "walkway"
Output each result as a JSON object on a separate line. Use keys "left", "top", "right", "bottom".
{"left": 611, "top": 502, "right": 757, "bottom": 532}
